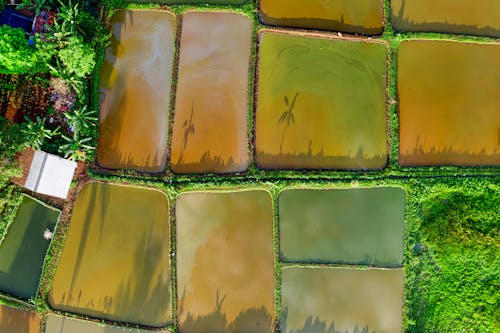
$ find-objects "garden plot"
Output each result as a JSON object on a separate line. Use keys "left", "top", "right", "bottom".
{"left": 281, "top": 267, "right": 404, "bottom": 333}
{"left": 48, "top": 182, "right": 170, "bottom": 327}
{"left": 0, "top": 304, "right": 40, "bottom": 333}
{"left": 170, "top": 11, "right": 252, "bottom": 174}
{"left": 0, "top": 195, "right": 59, "bottom": 300}
{"left": 398, "top": 40, "right": 500, "bottom": 166}
{"left": 256, "top": 31, "right": 388, "bottom": 170}
{"left": 98, "top": 10, "right": 176, "bottom": 172}
{"left": 176, "top": 190, "right": 274, "bottom": 333}
{"left": 279, "top": 187, "right": 405, "bottom": 266}
{"left": 44, "top": 313, "right": 170, "bottom": 332}
{"left": 391, "top": 0, "right": 500, "bottom": 38}
{"left": 260, "top": 0, "right": 384, "bottom": 35}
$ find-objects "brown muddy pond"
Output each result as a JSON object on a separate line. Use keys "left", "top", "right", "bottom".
{"left": 44, "top": 314, "right": 169, "bottom": 332}
{"left": 48, "top": 183, "right": 170, "bottom": 327}
{"left": 170, "top": 12, "right": 252, "bottom": 174}
{"left": 0, "top": 195, "right": 59, "bottom": 300}
{"left": 0, "top": 304, "right": 40, "bottom": 333}
{"left": 176, "top": 190, "right": 274, "bottom": 333}
{"left": 98, "top": 10, "right": 176, "bottom": 172}
{"left": 398, "top": 40, "right": 500, "bottom": 166}
{"left": 260, "top": 0, "right": 384, "bottom": 35}
{"left": 256, "top": 31, "right": 388, "bottom": 170}
{"left": 391, "top": 0, "right": 500, "bottom": 38}
{"left": 279, "top": 187, "right": 405, "bottom": 266}
{"left": 281, "top": 267, "right": 404, "bottom": 333}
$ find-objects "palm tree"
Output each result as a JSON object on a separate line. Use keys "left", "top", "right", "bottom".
{"left": 177, "top": 104, "right": 195, "bottom": 165}
{"left": 277, "top": 92, "right": 299, "bottom": 154}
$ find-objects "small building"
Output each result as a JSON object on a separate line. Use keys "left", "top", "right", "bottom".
{"left": 24, "top": 150, "right": 77, "bottom": 200}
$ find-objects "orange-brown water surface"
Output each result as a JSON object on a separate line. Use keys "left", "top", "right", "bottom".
{"left": 398, "top": 40, "right": 500, "bottom": 166}
{"left": 98, "top": 10, "right": 176, "bottom": 172}
{"left": 170, "top": 12, "right": 252, "bottom": 174}
{"left": 0, "top": 305, "right": 40, "bottom": 333}
{"left": 391, "top": 0, "right": 500, "bottom": 37}
{"left": 48, "top": 182, "right": 170, "bottom": 327}
{"left": 260, "top": 0, "right": 384, "bottom": 35}
{"left": 176, "top": 190, "right": 274, "bottom": 333}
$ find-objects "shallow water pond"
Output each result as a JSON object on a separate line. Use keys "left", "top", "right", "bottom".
{"left": 260, "top": 0, "right": 384, "bottom": 35}
{"left": 176, "top": 190, "right": 274, "bottom": 333}
{"left": 0, "top": 195, "right": 59, "bottom": 300}
{"left": 256, "top": 31, "right": 388, "bottom": 170}
{"left": 170, "top": 12, "right": 252, "bottom": 174}
{"left": 391, "top": 0, "right": 500, "bottom": 38}
{"left": 398, "top": 40, "right": 500, "bottom": 166}
{"left": 98, "top": 10, "right": 176, "bottom": 172}
{"left": 281, "top": 267, "right": 404, "bottom": 333}
{"left": 48, "top": 182, "right": 170, "bottom": 327}
{"left": 279, "top": 187, "right": 405, "bottom": 266}
{"left": 0, "top": 304, "right": 40, "bottom": 333}
{"left": 45, "top": 314, "right": 169, "bottom": 332}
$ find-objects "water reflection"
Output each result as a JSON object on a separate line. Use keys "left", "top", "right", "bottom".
{"left": 281, "top": 267, "right": 404, "bottom": 333}
{"left": 176, "top": 190, "right": 274, "bottom": 332}
{"left": 170, "top": 12, "right": 252, "bottom": 174}
{"left": 0, "top": 304, "right": 40, "bottom": 333}
{"left": 256, "top": 31, "right": 388, "bottom": 170}
{"left": 98, "top": 10, "right": 176, "bottom": 172}
{"left": 398, "top": 40, "right": 500, "bottom": 166}
{"left": 0, "top": 196, "right": 59, "bottom": 300}
{"left": 279, "top": 187, "right": 405, "bottom": 266}
{"left": 49, "top": 183, "right": 170, "bottom": 327}
{"left": 45, "top": 313, "right": 167, "bottom": 332}
{"left": 260, "top": 0, "right": 384, "bottom": 35}
{"left": 392, "top": 0, "right": 500, "bottom": 37}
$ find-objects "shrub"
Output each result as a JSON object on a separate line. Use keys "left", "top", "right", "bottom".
{"left": 0, "top": 26, "right": 55, "bottom": 75}
{"left": 57, "top": 36, "right": 96, "bottom": 78}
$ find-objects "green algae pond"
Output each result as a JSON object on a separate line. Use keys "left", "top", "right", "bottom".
{"left": 0, "top": 195, "right": 59, "bottom": 300}
{"left": 255, "top": 31, "right": 388, "bottom": 170}
{"left": 48, "top": 182, "right": 170, "bottom": 327}
{"left": 279, "top": 187, "right": 405, "bottom": 266}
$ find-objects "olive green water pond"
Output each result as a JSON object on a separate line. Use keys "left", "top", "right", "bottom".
{"left": 176, "top": 190, "right": 274, "bottom": 333}
{"left": 98, "top": 10, "right": 176, "bottom": 172}
{"left": 0, "top": 304, "right": 40, "bottom": 333}
{"left": 44, "top": 314, "right": 169, "bottom": 332}
{"left": 279, "top": 187, "right": 405, "bottom": 266}
{"left": 282, "top": 267, "right": 404, "bottom": 333}
{"left": 0, "top": 195, "right": 59, "bottom": 300}
{"left": 260, "top": 0, "right": 384, "bottom": 35}
{"left": 256, "top": 31, "right": 388, "bottom": 170}
{"left": 48, "top": 182, "right": 170, "bottom": 327}
{"left": 391, "top": 0, "right": 500, "bottom": 38}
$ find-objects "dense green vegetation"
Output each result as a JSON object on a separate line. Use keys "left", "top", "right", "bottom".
{"left": 406, "top": 181, "right": 499, "bottom": 332}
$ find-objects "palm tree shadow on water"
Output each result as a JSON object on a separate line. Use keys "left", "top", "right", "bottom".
{"left": 178, "top": 289, "right": 273, "bottom": 333}
{"left": 277, "top": 92, "right": 299, "bottom": 155}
